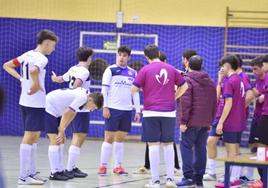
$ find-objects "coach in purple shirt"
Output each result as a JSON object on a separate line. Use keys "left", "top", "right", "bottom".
{"left": 176, "top": 55, "right": 217, "bottom": 187}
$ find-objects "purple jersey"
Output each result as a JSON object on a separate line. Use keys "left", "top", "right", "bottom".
{"left": 223, "top": 74, "right": 246, "bottom": 132}
{"left": 262, "top": 73, "right": 268, "bottom": 116}
{"left": 254, "top": 77, "right": 265, "bottom": 118}
{"left": 133, "top": 61, "right": 185, "bottom": 112}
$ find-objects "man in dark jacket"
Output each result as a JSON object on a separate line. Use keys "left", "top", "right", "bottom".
{"left": 176, "top": 55, "right": 217, "bottom": 188}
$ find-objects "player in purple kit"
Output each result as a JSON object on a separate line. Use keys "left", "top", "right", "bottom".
{"left": 251, "top": 55, "right": 268, "bottom": 188}
{"left": 132, "top": 44, "right": 188, "bottom": 188}
{"left": 215, "top": 55, "right": 246, "bottom": 188}
{"left": 249, "top": 56, "right": 266, "bottom": 150}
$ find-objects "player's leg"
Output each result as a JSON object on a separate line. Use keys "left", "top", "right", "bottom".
{"left": 159, "top": 117, "right": 176, "bottom": 187}
{"left": 203, "top": 121, "right": 220, "bottom": 181}
{"left": 143, "top": 117, "right": 161, "bottom": 188}
{"left": 66, "top": 112, "right": 89, "bottom": 177}
{"left": 98, "top": 108, "right": 120, "bottom": 175}
{"left": 215, "top": 132, "right": 242, "bottom": 187}
{"left": 113, "top": 110, "right": 132, "bottom": 175}
{"left": 18, "top": 106, "right": 45, "bottom": 185}
{"left": 173, "top": 142, "right": 180, "bottom": 171}
{"left": 45, "top": 113, "right": 69, "bottom": 181}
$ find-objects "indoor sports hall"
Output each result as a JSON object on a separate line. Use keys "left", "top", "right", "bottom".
{"left": 0, "top": 0, "right": 268, "bottom": 188}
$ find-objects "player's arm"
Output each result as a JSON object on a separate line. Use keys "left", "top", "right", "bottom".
{"left": 132, "top": 91, "right": 141, "bottom": 122}
{"left": 51, "top": 71, "right": 64, "bottom": 83}
{"left": 245, "top": 89, "right": 255, "bottom": 107}
{"left": 216, "top": 98, "right": 232, "bottom": 134}
{"left": 56, "top": 108, "right": 77, "bottom": 144}
{"left": 28, "top": 66, "right": 44, "bottom": 95}
{"left": 72, "top": 71, "right": 89, "bottom": 89}
{"left": 3, "top": 60, "right": 22, "bottom": 81}
{"left": 101, "top": 68, "right": 112, "bottom": 118}
{"left": 175, "top": 82, "right": 188, "bottom": 99}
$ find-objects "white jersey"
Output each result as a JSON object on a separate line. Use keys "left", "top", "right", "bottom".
{"left": 16, "top": 50, "right": 48, "bottom": 108}
{"left": 46, "top": 88, "right": 89, "bottom": 117}
{"left": 101, "top": 64, "right": 137, "bottom": 111}
{"left": 62, "top": 65, "right": 90, "bottom": 90}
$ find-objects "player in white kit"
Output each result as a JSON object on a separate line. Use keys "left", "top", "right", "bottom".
{"left": 45, "top": 88, "right": 103, "bottom": 180}
{"left": 3, "top": 29, "right": 58, "bottom": 185}
{"left": 51, "top": 46, "right": 93, "bottom": 178}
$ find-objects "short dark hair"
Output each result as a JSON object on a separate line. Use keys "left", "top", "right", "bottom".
{"left": 220, "top": 55, "right": 239, "bottom": 70}
{"left": 159, "top": 51, "right": 167, "bottom": 62}
{"left": 128, "top": 61, "right": 144, "bottom": 72}
{"left": 88, "top": 58, "right": 109, "bottom": 81}
{"left": 182, "top": 49, "right": 197, "bottom": 60}
{"left": 189, "top": 55, "right": 203, "bottom": 71}
{"left": 118, "top": 46, "right": 131, "bottom": 56}
{"left": 89, "top": 92, "right": 103, "bottom": 110}
{"left": 37, "top": 29, "right": 58, "bottom": 44}
{"left": 234, "top": 54, "right": 243, "bottom": 68}
{"left": 144, "top": 44, "right": 159, "bottom": 60}
{"left": 77, "top": 46, "right": 94, "bottom": 61}
{"left": 263, "top": 55, "right": 268, "bottom": 63}
{"left": 251, "top": 56, "right": 264, "bottom": 67}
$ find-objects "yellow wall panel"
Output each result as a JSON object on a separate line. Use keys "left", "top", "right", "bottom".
{"left": 0, "top": 0, "right": 267, "bottom": 26}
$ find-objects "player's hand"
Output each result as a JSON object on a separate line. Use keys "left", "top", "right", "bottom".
{"left": 56, "top": 130, "right": 65, "bottom": 144}
{"left": 103, "top": 107, "right": 111, "bottom": 119}
{"left": 51, "top": 71, "right": 58, "bottom": 82}
{"left": 259, "top": 94, "right": 265, "bottom": 103}
{"left": 27, "top": 83, "right": 44, "bottom": 95}
{"left": 134, "top": 112, "right": 141, "bottom": 123}
{"left": 180, "top": 124, "right": 187, "bottom": 133}
{"left": 216, "top": 123, "right": 223, "bottom": 135}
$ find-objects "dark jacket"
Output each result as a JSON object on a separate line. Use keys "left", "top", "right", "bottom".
{"left": 178, "top": 71, "right": 217, "bottom": 128}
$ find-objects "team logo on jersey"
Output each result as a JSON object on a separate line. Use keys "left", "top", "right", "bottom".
{"left": 155, "top": 69, "right": 169, "bottom": 85}
{"left": 128, "top": 70, "right": 133, "bottom": 76}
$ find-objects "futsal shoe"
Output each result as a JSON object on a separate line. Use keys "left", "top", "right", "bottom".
{"left": 30, "top": 171, "right": 48, "bottom": 182}
{"left": 113, "top": 166, "right": 128, "bottom": 176}
{"left": 203, "top": 173, "right": 217, "bottom": 181}
{"left": 17, "top": 176, "right": 45, "bottom": 185}
{"left": 98, "top": 166, "right": 107, "bottom": 176}
{"left": 133, "top": 166, "right": 150, "bottom": 174}
{"left": 63, "top": 170, "right": 75, "bottom": 179}
{"left": 49, "top": 172, "right": 69, "bottom": 181}
{"left": 73, "top": 167, "right": 88, "bottom": 177}
{"left": 166, "top": 178, "right": 177, "bottom": 188}
{"left": 144, "top": 180, "right": 160, "bottom": 188}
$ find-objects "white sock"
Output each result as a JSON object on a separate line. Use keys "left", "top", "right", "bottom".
{"left": 230, "top": 166, "right": 241, "bottom": 181}
{"left": 207, "top": 158, "right": 216, "bottom": 175}
{"left": 59, "top": 144, "right": 65, "bottom": 171}
{"left": 100, "top": 142, "right": 112, "bottom": 167}
{"left": 48, "top": 145, "right": 60, "bottom": 173}
{"left": 30, "top": 143, "right": 37, "bottom": 175}
{"left": 66, "top": 145, "right": 81, "bottom": 171}
{"left": 149, "top": 145, "right": 160, "bottom": 183}
{"left": 114, "top": 142, "right": 124, "bottom": 167}
{"left": 19, "top": 144, "right": 32, "bottom": 178}
{"left": 163, "top": 144, "right": 174, "bottom": 180}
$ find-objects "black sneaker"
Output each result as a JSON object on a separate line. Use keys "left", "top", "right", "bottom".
{"left": 49, "top": 172, "right": 69, "bottom": 181}
{"left": 62, "top": 170, "right": 74, "bottom": 179}
{"left": 73, "top": 167, "right": 88, "bottom": 177}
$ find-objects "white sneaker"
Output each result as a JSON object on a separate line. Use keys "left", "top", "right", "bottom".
{"left": 17, "top": 176, "right": 45, "bottom": 185}
{"left": 133, "top": 166, "right": 150, "bottom": 174}
{"left": 144, "top": 180, "right": 160, "bottom": 188}
{"left": 30, "top": 172, "right": 48, "bottom": 182}
{"left": 203, "top": 173, "right": 216, "bottom": 181}
{"left": 166, "top": 179, "right": 177, "bottom": 188}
